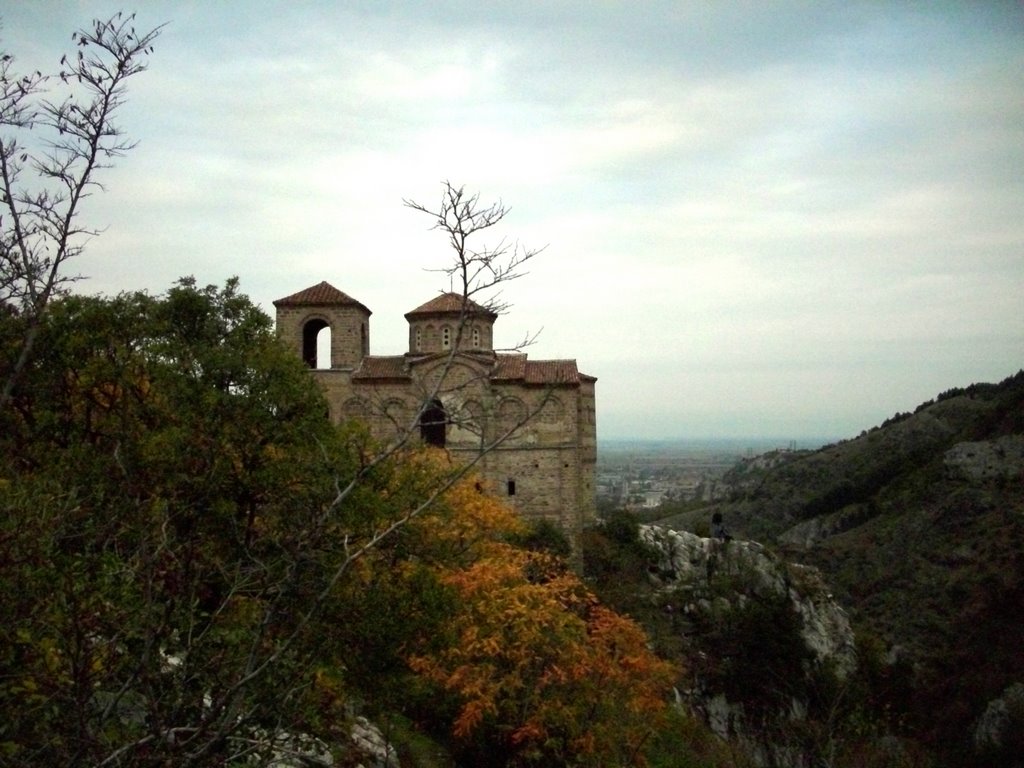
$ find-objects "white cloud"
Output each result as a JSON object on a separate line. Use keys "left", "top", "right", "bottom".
{"left": 6, "top": 1, "right": 1022, "bottom": 439}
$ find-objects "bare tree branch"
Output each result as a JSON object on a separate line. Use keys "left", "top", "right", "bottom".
{"left": 403, "top": 181, "right": 545, "bottom": 318}
{"left": 0, "top": 13, "right": 161, "bottom": 410}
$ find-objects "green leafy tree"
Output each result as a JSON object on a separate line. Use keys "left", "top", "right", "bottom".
{"left": 1, "top": 279, "right": 355, "bottom": 764}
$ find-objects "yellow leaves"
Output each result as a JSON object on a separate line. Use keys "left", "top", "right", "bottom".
{"left": 440, "top": 474, "right": 525, "bottom": 538}
{"left": 5, "top": 632, "right": 66, "bottom": 708}
{"left": 308, "top": 666, "right": 348, "bottom": 723}
{"left": 13, "top": 630, "right": 64, "bottom": 677}
{"left": 419, "top": 475, "right": 523, "bottom": 552}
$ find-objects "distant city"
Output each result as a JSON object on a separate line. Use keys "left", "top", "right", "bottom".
{"left": 596, "top": 438, "right": 834, "bottom": 511}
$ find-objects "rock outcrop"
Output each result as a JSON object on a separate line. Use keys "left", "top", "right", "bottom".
{"left": 641, "top": 525, "right": 856, "bottom": 677}
{"left": 973, "top": 682, "right": 1024, "bottom": 766}
{"left": 945, "top": 435, "right": 1024, "bottom": 482}
{"left": 240, "top": 716, "right": 399, "bottom": 767}
{"left": 640, "top": 524, "right": 856, "bottom": 766}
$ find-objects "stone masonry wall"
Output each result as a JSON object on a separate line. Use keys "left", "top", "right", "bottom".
{"left": 310, "top": 361, "right": 594, "bottom": 546}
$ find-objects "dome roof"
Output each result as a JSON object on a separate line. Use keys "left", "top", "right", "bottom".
{"left": 404, "top": 292, "right": 497, "bottom": 320}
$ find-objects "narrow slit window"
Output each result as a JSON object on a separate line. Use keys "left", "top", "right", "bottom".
{"left": 507, "top": 479, "right": 516, "bottom": 496}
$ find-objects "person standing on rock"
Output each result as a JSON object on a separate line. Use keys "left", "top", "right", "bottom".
{"left": 707, "top": 512, "right": 731, "bottom": 584}
{"left": 711, "top": 512, "right": 732, "bottom": 542}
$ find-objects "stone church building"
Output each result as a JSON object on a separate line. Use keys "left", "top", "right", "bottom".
{"left": 274, "top": 281, "right": 597, "bottom": 544}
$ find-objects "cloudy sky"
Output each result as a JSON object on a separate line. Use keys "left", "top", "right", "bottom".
{"left": 5, "top": 1, "right": 1022, "bottom": 442}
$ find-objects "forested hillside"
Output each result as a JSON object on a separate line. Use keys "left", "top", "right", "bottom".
{"left": 661, "top": 371, "right": 1024, "bottom": 765}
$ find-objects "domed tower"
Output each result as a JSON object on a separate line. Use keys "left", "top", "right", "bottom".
{"left": 405, "top": 292, "right": 497, "bottom": 355}
{"left": 273, "top": 281, "right": 371, "bottom": 369}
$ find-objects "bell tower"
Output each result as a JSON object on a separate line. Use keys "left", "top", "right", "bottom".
{"left": 273, "top": 281, "right": 371, "bottom": 369}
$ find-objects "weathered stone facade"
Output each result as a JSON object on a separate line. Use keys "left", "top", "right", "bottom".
{"left": 274, "top": 282, "right": 597, "bottom": 546}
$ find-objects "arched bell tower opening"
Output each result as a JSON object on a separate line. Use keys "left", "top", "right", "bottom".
{"left": 419, "top": 399, "right": 447, "bottom": 447}
{"left": 302, "top": 318, "right": 331, "bottom": 369}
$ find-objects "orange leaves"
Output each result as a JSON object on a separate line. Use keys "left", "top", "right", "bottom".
{"left": 407, "top": 534, "right": 680, "bottom": 764}
{"left": 452, "top": 695, "right": 495, "bottom": 739}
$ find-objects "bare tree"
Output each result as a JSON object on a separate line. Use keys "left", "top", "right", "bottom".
{"left": 0, "top": 12, "right": 160, "bottom": 409}
{"left": 330, "top": 182, "right": 559, "bottom": 469}
{"left": 329, "top": 182, "right": 550, "bottom": 494}
{"left": 404, "top": 181, "right": 543, "bottom": 347}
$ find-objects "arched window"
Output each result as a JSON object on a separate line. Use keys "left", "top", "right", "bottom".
{"left": 419, "top": 399, "right": 446, "bottom": 447}
{"left": 360, "top": 323, "right": 368, "bottom": 356}
{"left": 441, "top": 326, "right": 452, "bottom": 350}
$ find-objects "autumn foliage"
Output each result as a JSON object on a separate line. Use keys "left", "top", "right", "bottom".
{"left": 0, "top": 283, "right": 687, "bottom": 767}
{"left": 398, "top": 465, "right": 679, "bottom": 765}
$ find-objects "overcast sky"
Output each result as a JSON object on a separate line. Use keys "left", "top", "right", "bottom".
{"left": 5, "top": 1, "right": 1022, "bottom": 442}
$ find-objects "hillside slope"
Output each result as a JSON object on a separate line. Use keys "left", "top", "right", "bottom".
{"left": 660, "top": 370, "right": 1024, "bottom": 764}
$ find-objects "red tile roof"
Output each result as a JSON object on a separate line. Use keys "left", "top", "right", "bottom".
{"left": 492, "top": 353, "right": 527, "bottom": 380}
{"left": 273, "top": 281, "right": 370, "bottom": 314}
{"left": 525, "top": 359, "right": 582, "bottom": 385}
{"left": 405, "top": 292, "right": 497, "bottom": 319}
{"left": 493, "top": 354, "right": 582, "bottom": 385}
{"left": 352, "top": 356, "right": 409, "bottom": 380}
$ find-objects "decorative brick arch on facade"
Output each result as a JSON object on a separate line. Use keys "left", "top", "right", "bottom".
{"left": 538, "top": 395, "right": 564, "bottom": 424}
{"left": 341, "top": 397, "right": 370, "bottom": 421}
{"left": 274, "top": 282, "right": 597, "bottom": 553}
{"left": 460, "top": 398, "right": 485, "bottom": 431}
{"left": 497, "top": 397, "right": 528, "bottom": 432}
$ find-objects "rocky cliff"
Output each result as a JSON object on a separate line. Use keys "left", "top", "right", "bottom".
{"left": 639, "top": 525, "right": 857, "bottom": 766}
